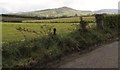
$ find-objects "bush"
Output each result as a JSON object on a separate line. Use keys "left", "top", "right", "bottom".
{"left": 103, "top": 15, "right": 119, "bottom": 30}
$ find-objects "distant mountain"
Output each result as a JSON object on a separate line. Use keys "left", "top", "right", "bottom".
{"left": 16, "top": 7, "right": 93, "bottom": 17}
{"left": 3, "top": 7, "right": 118, "bottom": 17}
{"left": 95, "top": 9, "right": 118, "bottom": 14}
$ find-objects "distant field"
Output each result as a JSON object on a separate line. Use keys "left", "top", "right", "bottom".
{"left": 2, "top": 23, "right": 80, "bottom": 42}
{"left": 23, "top": 16, "right": 95, "bottom": 23}
{"left": 1, "top": 14, "right": 95, "bottom": 23}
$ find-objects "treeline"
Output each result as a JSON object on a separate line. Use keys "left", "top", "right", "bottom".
{"left": 1, "top": 14, "right": 78, "bottom": 22}
{"left": 1, "top": 14, "right": 40, "bottom": 22}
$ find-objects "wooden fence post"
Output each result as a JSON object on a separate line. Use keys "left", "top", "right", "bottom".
{"left": 95, "top": 14, "right": 104, "bottom": 30}
{"left": 80, "top": 17, "right": 87, "bottom": 31}
{"left": 53, "top": 28, "right": 56, "bottom": 35}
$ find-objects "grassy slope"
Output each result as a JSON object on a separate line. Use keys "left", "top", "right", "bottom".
{"left": 17, "top": 7, "right": 93, "bottom": 17}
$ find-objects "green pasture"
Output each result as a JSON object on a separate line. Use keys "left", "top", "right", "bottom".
{"left": 2, "top": 22, "right": 95, "bottom": 43}
{"left": 2, "top": 23, "right": 79, "bottom": 42}
{"left": 23, "top": 16, "right": 95, "bottom": 23}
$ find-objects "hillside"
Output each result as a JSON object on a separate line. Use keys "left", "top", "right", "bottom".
{"left": 16, "top": 7, "right": 93, "bottom": 17}
{"left": 95, "top": 9, "right": 118, "bottom": 14}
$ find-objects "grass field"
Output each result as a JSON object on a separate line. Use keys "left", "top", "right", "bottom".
{"left": 2, "top": 16, "right": 96, "bottom": 68}
{"left": 2, "top": 22, "right": 96, "bottom": 43}
{"left": 23, "top": 16, "right": 95, "bottom": 23}
{"left": 2, "top": 23, "right": 80, "bottom": 42}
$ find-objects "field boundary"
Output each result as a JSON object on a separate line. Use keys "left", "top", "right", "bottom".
{"left": 34, "top": 37, "right": 119, "bottom": 68}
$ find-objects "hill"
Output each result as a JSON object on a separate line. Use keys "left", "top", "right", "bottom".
{"left": 16, "top": 7, "right": 93, "bottom": 17}
{"left": 95, "top": 9, "right": 118, "bottom": 14}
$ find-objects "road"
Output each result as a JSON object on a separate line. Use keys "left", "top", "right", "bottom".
{"left": 59, "top": 41, "right": 118, "bottom": 68}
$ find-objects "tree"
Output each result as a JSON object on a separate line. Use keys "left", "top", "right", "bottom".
{"left": 75, "top": 14, "right": 78, "bottom": 17}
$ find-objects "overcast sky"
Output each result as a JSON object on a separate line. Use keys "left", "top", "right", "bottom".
{"left": 0, "top": 0, "right": 120, "bottom": 13}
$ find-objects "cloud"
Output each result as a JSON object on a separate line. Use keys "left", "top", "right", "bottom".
{"left": 0, "top": 0, "right": 119, "bottom": 13}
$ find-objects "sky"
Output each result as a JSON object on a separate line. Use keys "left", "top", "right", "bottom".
{"left": 0, "top": 0, "right": 120, "bottom": 13}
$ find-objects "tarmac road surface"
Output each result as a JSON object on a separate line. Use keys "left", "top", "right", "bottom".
{"left": 59, "top": 41, "right": 118, "bottom": 68}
